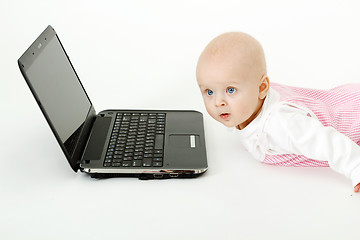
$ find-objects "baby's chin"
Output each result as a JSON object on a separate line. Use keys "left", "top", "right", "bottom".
{"left": 218, "top": 120, "right": 238, "bottom": 128}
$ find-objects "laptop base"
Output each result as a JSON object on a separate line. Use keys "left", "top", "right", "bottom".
{"left": 88, "top": 171, "right": 206, "bottom": 180}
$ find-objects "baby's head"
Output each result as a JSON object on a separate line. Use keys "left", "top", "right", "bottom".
{"left": 196, "top": 32, "right": 269, "bottom": 129}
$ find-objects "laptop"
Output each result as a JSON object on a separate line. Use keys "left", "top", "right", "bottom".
{"left": 18, "top": 25, "right": 208, "bottom": 179}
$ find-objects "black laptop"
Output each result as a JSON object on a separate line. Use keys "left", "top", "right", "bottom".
{"left": 18, "top": 25, "right": 208, "bottom": 179}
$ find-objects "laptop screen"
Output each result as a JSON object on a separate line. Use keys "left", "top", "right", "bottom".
{"left": 23, "top": 30, "right": 91, "bottom": 156}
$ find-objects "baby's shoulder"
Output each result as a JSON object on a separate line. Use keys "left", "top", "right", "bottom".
{"left": 263, "top": 101, "right": 316, "bottom": 132}
{"left": 268, "top": 101, "right": 315, "bottom": 119}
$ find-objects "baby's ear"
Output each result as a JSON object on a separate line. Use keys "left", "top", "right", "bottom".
{"left": 259, "top": 75, "right": 270, "bottom": 99}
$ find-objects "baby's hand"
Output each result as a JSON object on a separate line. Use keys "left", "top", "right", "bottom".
{"left": 354, "top": 183, "right": 360, "bottom": 193}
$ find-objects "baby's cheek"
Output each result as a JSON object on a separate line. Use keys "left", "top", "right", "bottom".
{"left": 205, "top": 106, "right": 216, "bottom": 119}
{"left": 205, "top": 107, "right": 213, "bottom": 117}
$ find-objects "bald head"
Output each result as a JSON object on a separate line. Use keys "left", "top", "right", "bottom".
{"left": 197, "top": 32, "right": 267, "bottom": 83}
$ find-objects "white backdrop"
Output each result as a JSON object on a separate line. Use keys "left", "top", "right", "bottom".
{"left": 1, "top": 1, "right": 360, "bottom": 239}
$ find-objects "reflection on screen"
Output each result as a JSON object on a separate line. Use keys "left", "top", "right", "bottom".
{"left": 26, "top": 36, "right": 91, "bottom": 154}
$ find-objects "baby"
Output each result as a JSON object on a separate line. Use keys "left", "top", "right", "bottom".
{"left": 196, "top": 32, "right": 360, "bottom": 192}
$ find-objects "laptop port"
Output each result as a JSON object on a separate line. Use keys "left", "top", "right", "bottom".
{"left": 153, "top": 174, "right": 163, "bottom": 179}
{"left": 169, "top": 173, "right": 179, "bottom": 178}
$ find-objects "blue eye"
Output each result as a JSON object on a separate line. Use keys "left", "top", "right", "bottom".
{"left": 207, "top": 90, "right": 214, "bottom": 96}
{"left": 227, "top": 87, "right": 236, "bottom": 94}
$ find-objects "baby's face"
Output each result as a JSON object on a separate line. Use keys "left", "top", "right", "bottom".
{"left": 197, "top": 55, "right": 265, "bottom": 129}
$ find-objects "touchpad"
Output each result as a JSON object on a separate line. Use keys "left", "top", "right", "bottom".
{"left": 169, "top": 134, "right": 200, "bottom": 148}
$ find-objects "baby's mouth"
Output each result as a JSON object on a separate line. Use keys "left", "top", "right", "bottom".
{"left": 220, "top": 113, "right": 230, "bottom": 119}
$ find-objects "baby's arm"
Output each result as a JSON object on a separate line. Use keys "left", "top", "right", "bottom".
{"left": 265, "top": 107, "right": 360, "bottom": 190}
{"left": 286, "top": 114, "right": 360, "bottom": 189}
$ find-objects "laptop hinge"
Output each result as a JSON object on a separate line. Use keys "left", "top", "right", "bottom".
{"left": 70, "top": 106, "right": 97, "bottom": 171}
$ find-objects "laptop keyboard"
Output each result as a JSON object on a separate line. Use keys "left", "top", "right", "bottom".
{"left": 104, "top": 113, "right": 166, "bottom": 167}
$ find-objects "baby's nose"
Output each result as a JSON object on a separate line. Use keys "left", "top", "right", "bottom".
{"left": 215, "top": 95, "right": 227, "bottom": 107}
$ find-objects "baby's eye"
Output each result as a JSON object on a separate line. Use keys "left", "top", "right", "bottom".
{"left": 207, "top": 89, "right": 214, "bottom": 96}
{"left": 226, "top": 87, "right": 236, "bottom": 94}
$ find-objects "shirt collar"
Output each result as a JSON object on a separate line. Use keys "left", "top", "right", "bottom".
{"left": 236, "top": 87, "right": 280, "bottom": 137}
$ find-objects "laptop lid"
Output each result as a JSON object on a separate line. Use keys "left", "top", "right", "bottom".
{"left": 18, "top": 25, "right": 96, "bottom": 172}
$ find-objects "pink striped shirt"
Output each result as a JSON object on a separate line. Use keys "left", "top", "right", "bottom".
{"left": 264, "top": 83, "right": 360, "bottom": 167}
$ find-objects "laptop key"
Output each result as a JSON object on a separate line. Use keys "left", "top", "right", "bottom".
{"left": 142, "top": 158, "right": 152, "bottom": 167}
{"left": 133, "top": 160, "right": 142, "bottom": 167}
{"left": 153, "top": 162, "right": 162, "bottom": 167}
{"left": 155, "top": 135, "right": 164, "bottom": 149}
{"left": 122, "top": 116, "right": 131, "bottom": 121}
{"left": 122, "top": 161, "right": 132, "bottom": 167}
